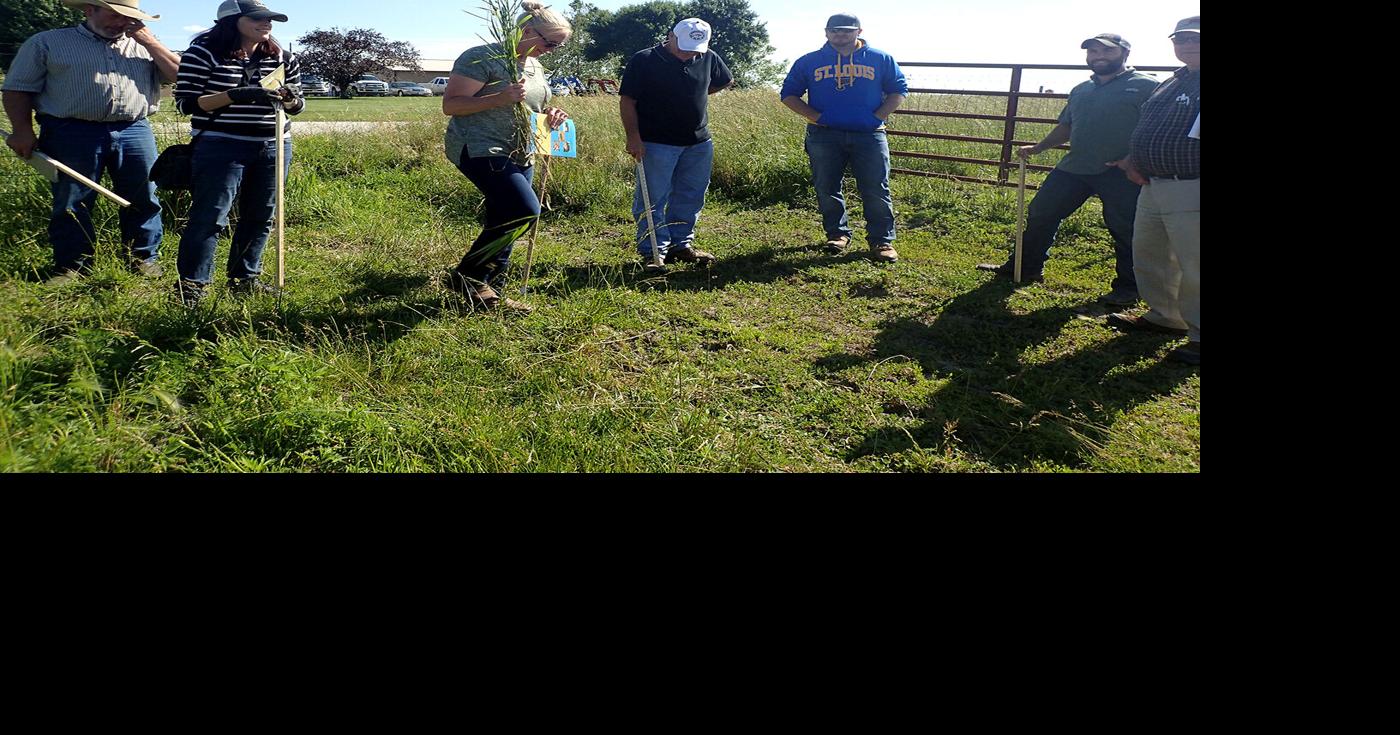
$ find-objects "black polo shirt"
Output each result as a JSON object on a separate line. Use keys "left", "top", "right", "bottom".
{"left": 620, "top": 44, "right": 733, "bottom": 146}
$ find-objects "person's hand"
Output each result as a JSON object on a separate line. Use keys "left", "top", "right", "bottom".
{"left": 5, "top": 130, "right": 37, "bottom": 159}
{"left": 125, "top": 20, "right": 158, "bottom": 47}
{"left": 275, "top": 86, "right": 302, "bottom": 105}
{"left": 1107, "top": 157, "right": 1147, "bottom": 186}
{"left": 544, "top": 106, "right": 569, "bottom": 129}
{"left": 626, "top": 135, "right": 645, "bottom": 162}
{"left": 226, "top": 86, "right": 278, "bottom": 105}
{"left": 498, "top": 81, "right": 527, "bottom": 107}
{"left": 1017, "top": 144, "right": 1039, "bottom": 161}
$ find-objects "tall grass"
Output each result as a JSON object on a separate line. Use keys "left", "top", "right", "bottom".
{"left": 0, "top": 88, "right": 1200, "bottom": 472}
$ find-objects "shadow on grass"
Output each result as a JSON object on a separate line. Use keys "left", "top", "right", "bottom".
{"left": 813, "top": 280, "right": 1196, "bottom": 470}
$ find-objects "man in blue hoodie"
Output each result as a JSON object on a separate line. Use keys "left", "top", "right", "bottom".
{"left": 781, "top": 13, "right": 907, "bottom": 262}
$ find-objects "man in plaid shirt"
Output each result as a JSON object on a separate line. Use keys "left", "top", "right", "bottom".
{"left": 1106, "top": 15, "right": 1200, "bottom": 366}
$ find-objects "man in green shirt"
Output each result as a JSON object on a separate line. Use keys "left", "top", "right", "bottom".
{"left": 976, "top": 33, "right": 1159, "bottom": 306}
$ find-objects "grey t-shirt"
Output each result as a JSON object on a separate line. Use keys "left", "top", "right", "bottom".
{"left": 443, "top": 44, "right": 550, "bottom": 166}
{"left": 1055, "top": 68, "right": 1159, "bottom": 176}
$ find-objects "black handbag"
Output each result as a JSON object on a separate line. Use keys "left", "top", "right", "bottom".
{"left": 150, "top": 142, "right": 194, "bottom": 190}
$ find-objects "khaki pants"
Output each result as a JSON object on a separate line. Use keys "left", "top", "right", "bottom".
{"left": 1132, "top": 178, "right": 1200, "bottom": 343}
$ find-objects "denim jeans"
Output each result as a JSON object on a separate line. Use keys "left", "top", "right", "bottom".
{"left": 803, "top": 125, "right": 894, "bottom": 246}
{"left": 632, "top": 139, "right": 713, "bottom": 258}
{"left": 454, "top": 152, "right": 537, "bottom": 288}
{"left": 36, "top": 116, "right": 163, "bottom": 272}
{"left": 176, "top": 134, "right": 292, "bottom": 285}
{"left": 1013, "top": 167, "right": 1141, "bottom": 291}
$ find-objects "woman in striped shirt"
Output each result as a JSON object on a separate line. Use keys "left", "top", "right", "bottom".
{"left": 172, "top": 0, "right": 303, "bottom": 305}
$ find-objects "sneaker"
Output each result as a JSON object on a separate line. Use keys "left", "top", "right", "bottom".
{"left": 174, "top": 279, "right": 207, "bottom": 307}
{"left": 824, "top": 234, "right": 851, "bottom": 255}
{"left": 498, "top": 296, "right": 535, "bottom": 314}
{"left": 1097, "top": 287, "right": 1140, "bottom": 307}
{"left": 445, "top": 270, "right": 530, "bottom": 313}
{"left": 1166, "top": 341, "right": 1200, "bottom": 365}
{"left": 975, "top": 261, "right": 1044, "bottom": 283}
{"left": 1104, "top": 312, "right": 1189, "bottom": 336}
{"left": 45, "top": 268, "right": 85, "bottom": 286}
{"left": 665, "top": 246, "right": 716, "bottom": 265}
{"left": 870, "top": 244, "right": 899, "bottom": 263}
{"left": 228, "top": 277, "right": 281, "bottom": 298}
{"left": 130, "top": 259, "right": 163, "bottom": 278}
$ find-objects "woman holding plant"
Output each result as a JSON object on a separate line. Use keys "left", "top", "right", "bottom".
{"left": 442, "top": 1, "right": 571, "bottom": 312}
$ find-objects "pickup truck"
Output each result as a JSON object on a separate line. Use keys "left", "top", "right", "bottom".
{"left": 348, "top": 74, "right": 390, "bottom": 97}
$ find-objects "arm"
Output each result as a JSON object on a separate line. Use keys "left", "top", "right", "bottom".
{"left": 3, "top": 91, "right": 38, "bottom": 158}
{"left": 127, "top": 23, "right": 180, "bottom": 82}
{"left": 619, "top": 94, "right": 644, "bottom": 161}
{"left": 1018, "top": 122, "right": 1071, "bottom": 160}
{"left": 874, "top": 93, "right": 905, "bottom": 121}
{"left": 442, "top": 73, "right": 522, "bottom": 117}
{"left": 782, "top": 95, "right": 821, "bottom": 124}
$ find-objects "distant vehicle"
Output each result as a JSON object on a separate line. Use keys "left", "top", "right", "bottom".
{"left": 389, "top": 81, "right": 433, "bottom": 97}
{"left": 301, "top": 75, "right": 338, "bottom": 97}
{"left": 427, "top": 76, "right": 450, "bottom": 95}
{"left": 550, "top": 75, "right": 585, "bottom": 96}
{"left": 348, "top": 74, "right": 390, "bottom": 97}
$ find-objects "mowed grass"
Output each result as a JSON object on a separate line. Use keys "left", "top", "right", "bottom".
{"left": 0, "top": 90, "right": 1199, "bottom": 472}
{"left": 296, "top": 96, "right": 442, "bottom": 122}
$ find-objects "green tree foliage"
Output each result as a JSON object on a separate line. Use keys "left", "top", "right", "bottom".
{"left": 578, "top": 0, "right": 782, "bottom": 87}
{"left": 295, "top": 27, "right": 421, "bottom": 98}
{"left": 1, "top": 0, "right": 82, "bottom": 72}
{"left": 542, "top": 1, "right": 623, "bottom": 82}
{"left": 685, "top": 0, "right": 783, "bottom": 88}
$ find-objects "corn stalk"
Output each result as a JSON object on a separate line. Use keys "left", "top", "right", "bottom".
{"left": 464, "top": 0, "right": 533, "bottom": 159}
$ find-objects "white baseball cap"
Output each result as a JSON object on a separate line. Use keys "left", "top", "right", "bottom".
{"left": 673, "top": 18, "right": 711, "bottom": 53}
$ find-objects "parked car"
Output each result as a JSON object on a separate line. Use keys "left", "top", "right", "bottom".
{"left": 348, "top": 74, "right": 390, "bottom": 97}
{"left": 427, "top": 76, "right": 450, "bottom": 95}
{"left": 389, "top": 82, "right": 433, "bottom": 97}
{"left": 301, "top": 74, "right": 338, "bottom": 97}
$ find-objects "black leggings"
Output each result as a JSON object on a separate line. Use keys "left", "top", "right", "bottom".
{"left": 455, "top": 152, "right": 539, "bottom": 288}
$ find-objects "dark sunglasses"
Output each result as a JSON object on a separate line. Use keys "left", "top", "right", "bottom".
{"left": 529, "top": 30, "right": 566, "bottom": 49}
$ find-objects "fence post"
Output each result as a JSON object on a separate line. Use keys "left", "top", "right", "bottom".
{"left": 998, "top": 66, "right": 1023, "bottom": 185}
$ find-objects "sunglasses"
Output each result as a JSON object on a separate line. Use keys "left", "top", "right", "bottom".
{"left": 1170, "top": 34, "right": 1200, "bottom": 45}
{"left": 529, "top": 29, "right": 566, "bottom": 49}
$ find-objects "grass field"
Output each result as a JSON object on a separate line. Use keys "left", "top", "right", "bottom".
{"left": 0, "top": 90, "right": 1199, "bottom": 472}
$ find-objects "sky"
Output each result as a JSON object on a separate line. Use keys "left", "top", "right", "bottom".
{"left": 146, "top": 0, "right": 1200, "bottom": 90}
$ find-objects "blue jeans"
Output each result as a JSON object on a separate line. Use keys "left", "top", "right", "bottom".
{"left": 1013, "top": 167, "right": 1141, "bottom": 291}
{"left": 804, "top": 125, "right": 894, "bottom": 246}
{"left": 632, "top": 139, "right": 713, "bottom": 258}
{"left": 176, "top": 135, "right": 292, "bottom": 285}
{"left": 454, "top": 152, "right": 537, "bottom": 288}
{"left": 36, "top": 116, "right": 163, "bottom": 272}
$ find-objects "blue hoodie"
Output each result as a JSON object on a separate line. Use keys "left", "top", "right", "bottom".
{"left": 780, "top": 40, "right": 908, "bottom": 132}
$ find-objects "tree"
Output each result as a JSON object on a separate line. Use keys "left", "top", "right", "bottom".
{"left": 295, "top": 28, "right": 420, "bottom": 98}
{"left": 584, "top": 1, "right": 683, "bottom": 71}
{"left": 1, "top": 0, "right": 82, "bottom": 72}
{"left": 580, "top": 0, "right": 783, "bottom": 87}
{"left": 684, "top": 0, "right": 783, "bottom": 88}
{"left": 541, "top": 1, "right": 623, "bottom": 82}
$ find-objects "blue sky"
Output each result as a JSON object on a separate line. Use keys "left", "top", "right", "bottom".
{"left": 148, "top": 1, "right": 1199, "bottom": 89}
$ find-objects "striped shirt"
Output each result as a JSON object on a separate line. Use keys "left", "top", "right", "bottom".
{"left": 174, "top": 40, "right": 302, "bottom": 140}
{"left": 1, "top": 24, "right": 162, "bottom": 122}
{"left": 1129, "top": 67, "right": 1200, "bottom": 178}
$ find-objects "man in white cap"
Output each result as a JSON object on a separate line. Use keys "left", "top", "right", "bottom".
{"left": 1106, "top": 15, "right": 1200, "bottom": 366}
{"left": 2, "top": 0, "right": 180, "bottom": 283}
{"left": 620, "top": 17, "right": 734, "bottom": 269}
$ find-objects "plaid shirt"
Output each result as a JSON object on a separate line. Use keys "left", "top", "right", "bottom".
{"left": 1129, "top": 67, "right": 1200, "bottom": 178}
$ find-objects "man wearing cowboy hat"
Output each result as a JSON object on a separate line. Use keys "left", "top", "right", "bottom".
{"left": 3, "top": 0, "right": 181, "bottom": 283}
